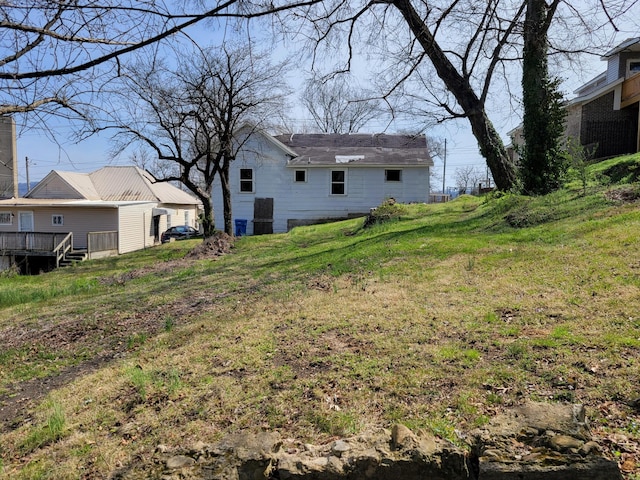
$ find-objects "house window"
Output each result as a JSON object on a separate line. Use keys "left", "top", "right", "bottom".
{"left": 184, "top": 210, "right": 190, "bottom": 226}
{"left": 240, "top": 168, "right": 254, "bottom": 192}
{"left": 628, "top": 60, "right": 640, "bottom": 77}
{"left": 385, "top": 169, "right": 402, "bottom": 182}
{"left": 52, "top": 214, "right": 64, "bottom": 226}
{"left": 295, "top": 169, "right": 307, "bottom": 182}
{"left": 331, "top": 170, "right": 346, "bottom": 195}
{"left": 0, "top": 212, "right": 12, "bottom": 225}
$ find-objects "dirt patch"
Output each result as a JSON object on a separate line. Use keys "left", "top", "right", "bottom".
{"left": 0, "top": 234, "right": 234, "bottom": 432}
{"left": 604, "top": 186, "right": 640, "bottom": 203}
{"left": 186, "top": 232, "right": 234, "bottom": 260}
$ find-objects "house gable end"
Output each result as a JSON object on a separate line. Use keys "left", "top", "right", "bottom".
{"left": 26, "top": 171, "right": 91, "bottom": 200}
{"left": 234, "top": 125, "right": 298, "bottom": 161}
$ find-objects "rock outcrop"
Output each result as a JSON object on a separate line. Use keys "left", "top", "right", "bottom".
{"left": 156, "top": 402, "right": 621, "bottom": 480}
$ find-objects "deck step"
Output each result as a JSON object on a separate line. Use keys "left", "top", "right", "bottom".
{"left": 60, "top": 250, "right": 88, "bottom": 266}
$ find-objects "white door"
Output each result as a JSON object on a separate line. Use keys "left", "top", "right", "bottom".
{"left": 18, "top": 211, "right": 34, "bottom": 232}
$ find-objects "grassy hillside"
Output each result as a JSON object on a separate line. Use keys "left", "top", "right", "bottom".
{"left": 1, "top": 154, "right": 640, "bottom": 479}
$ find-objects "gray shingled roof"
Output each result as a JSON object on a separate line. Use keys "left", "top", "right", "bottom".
{"left": 273, "top": 133, "right": 434, "bottom": 167}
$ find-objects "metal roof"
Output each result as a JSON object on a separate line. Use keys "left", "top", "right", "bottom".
{"left": 273, "top": 133, "right": 434, "bottom": 167}
{"left": 27, "top": 166, "right": 199, "bottom": 205}
{"left": 56, "top": 171, "right": 102, "bottom": 199}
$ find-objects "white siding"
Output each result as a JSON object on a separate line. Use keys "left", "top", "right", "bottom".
{"left": 118, "top": 203, "right": 156, "bottom": 253}
{"left": 213, "top": 134, "right": 430, "bottom": 234}
{"left": 607, "top": 57, "right": 620, "bottom": 84}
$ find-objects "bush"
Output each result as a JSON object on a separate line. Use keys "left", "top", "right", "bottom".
{"left": 363, "top": 199, "right": 404, "bottom": 228}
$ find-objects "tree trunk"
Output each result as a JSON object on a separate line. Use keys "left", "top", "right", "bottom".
{"left": 219, "top": 164, "right": 233, "bottom": 236}
{"left": 520, "top": 0, "right": 566, "bottom": 194}
{"left": 391, "top": 0, "right": 517, "bottom": 191}
{"left": 201, "top": 198, "right": 216, "bottom": 238}
{"left": 521, "top": 0, "right": 547, "bottom": 194}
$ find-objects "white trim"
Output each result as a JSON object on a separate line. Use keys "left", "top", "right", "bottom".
{"left": 569, "top": 77, "right": 625, "bottom": 107}
{"left": 239, "top": 168, "right": 255, "bottom": 193}
{"left": 0, "top": 211, "right": 12, "bottom": 225}
{"left": 627, "top": 58, "right": 640, "bottom": 78}
{"left": 330, "top": 169, "right": 347, "bottom": 196}
{"left": 294, "top": 169, "right": 307, "bottom": 183}
{"left": 18, "top": 211, "right": 34, "bottom": 232}
{"left": 613, "top": 84, "right": 622, "bottom": 110}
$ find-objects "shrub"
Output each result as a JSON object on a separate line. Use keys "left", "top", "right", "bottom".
{"left": 363, "top": 198, "right": 404, "bottom": 228}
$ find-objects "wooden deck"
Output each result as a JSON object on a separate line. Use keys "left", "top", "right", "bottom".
{"left": 1, "top": 231, "right": 118, "bottom": 271}
{"left": 621, "top": 72, "right": 640, "bottom": 109}
{"left": 0, "top": 232, "right": 73, "bottom": 267}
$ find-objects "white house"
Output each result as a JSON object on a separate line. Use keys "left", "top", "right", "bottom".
{"left": 212, "top": 130, "right": 433, "bottom": 235}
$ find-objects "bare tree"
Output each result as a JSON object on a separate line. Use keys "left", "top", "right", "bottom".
{"left": 279, "top": 0, "right": 638, "bottom": 190}
{"left": 94, "top": 42, "right": 290, "bottom": 237}
{"left": 281, "top": 1, "right": 524, "bottom": 190}
{"left": 301, "top": 74, "right": 382, "bottom": 133}
{"left": 0, "top": 1, "right": 319, "bottom": 121}
{"left": 455, "top": 165, "right": 485, "bottom": 195}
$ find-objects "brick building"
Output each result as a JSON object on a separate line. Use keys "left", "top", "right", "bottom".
{"left": 568, "top": 37, "right": 640, "bottom": 158}
{"left": 509, "top": 37, "right": 640, "bottom": 161}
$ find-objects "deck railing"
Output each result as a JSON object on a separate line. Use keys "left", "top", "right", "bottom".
{"left": 1, "top": 231, "right": 118, "bottom": 256}
{"left": 88, "top": 231, "right": 118, "bottom": 254}
{"left": 0, "top": 232, "right": 73, "bottom": 253}
{"left": 53, "top": 233, "right": 73, "bottom": 267}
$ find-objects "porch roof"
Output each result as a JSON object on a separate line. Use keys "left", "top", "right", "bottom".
{"left": 0, "top": 199, "right": 154, "bottom": 208}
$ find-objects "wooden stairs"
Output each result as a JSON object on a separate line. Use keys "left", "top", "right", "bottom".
{"left": 59, "top": 249, "right": 88, "bottom": 267}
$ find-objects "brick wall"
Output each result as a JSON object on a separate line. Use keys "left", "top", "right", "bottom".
{"left": 581, "top": 91, "right": 639, "bottom": 158}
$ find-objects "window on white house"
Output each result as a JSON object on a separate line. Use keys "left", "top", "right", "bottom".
{"left": 184, "top": 210, "right": 190, "bottom": 226}
{"left": 385, "top": 169, "right": 402, "bottom": 182}
{"left": 295, "top": 169, "right": 307, "bottom": 182}
{"left": 240, "top": 168, "right": 254, "bottom": 192}
{"left": 331, "top": 170, "right": 346, "bottom": 195}
{"left": 0, "top": 212, "right": 12, "bottom": 225}
{"left": 52, "top": 214, "right": 64, "bottom": 226}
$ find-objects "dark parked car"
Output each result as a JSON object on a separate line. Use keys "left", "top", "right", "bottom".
{"left": 161, "top": 225, "right": 200, "bottom": 243}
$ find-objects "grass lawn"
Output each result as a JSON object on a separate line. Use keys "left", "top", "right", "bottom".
{"left": 1, "top": 154, "right": 640, "bottom": 479}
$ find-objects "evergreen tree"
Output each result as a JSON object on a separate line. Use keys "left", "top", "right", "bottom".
{"left": 520, "top": 0, "right": 567, "bottom": 195}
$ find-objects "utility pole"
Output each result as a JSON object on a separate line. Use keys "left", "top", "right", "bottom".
{"left": 442, "top": 138, "right": 447, "bottom": 194}
{"left": 25, "top": 156, "right": 30, "bottom": 194}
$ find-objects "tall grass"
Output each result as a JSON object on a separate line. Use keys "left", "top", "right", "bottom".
{"left": 19, "top": 399, "right": 66, "bottom": 455}
{"left": 0, "top": 277, "right": 99, "bottom": 308}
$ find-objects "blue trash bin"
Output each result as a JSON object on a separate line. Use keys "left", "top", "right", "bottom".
{"left": 235, "top": 219, "right": 248, "bottom": 236}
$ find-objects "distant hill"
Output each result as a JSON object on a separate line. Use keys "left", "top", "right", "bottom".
{"left": 18, "top": 182, "right": 38, "bottom": 197}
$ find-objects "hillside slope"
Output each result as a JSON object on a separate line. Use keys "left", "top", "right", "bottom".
{"left": 1, "top": 155, "right": 639, "bottom": 479}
